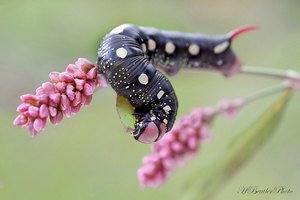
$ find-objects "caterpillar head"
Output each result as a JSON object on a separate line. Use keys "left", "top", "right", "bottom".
{"left": 211, "top": 26, "right": 258, "bottom": 76}
{"left": 132, "top": 113, "right": 167, "bottom": 144}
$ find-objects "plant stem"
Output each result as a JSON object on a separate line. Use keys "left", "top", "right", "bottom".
{"left": 243, "top": 80, "right": 292, "bottom": 104}
{"left": 181, "top": 91, "right": 292, "bottom": 200}
{"left": 207, "top": 81, "right": 292, "bottom": 120}
{"left": 240, "top": 66, "right": 300, "bottom": 80}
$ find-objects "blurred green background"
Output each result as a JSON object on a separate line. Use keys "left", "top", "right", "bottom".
{"left": 1, "top": 0, "right": 299, "bottom": 199}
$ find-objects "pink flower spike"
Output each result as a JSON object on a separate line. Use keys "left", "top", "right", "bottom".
{"left": 14, "top": 57, "right": 107, "bottom": 136}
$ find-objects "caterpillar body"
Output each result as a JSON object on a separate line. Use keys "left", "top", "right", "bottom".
{"left": 97, "top": 24, "right": 257, "bottom": 143}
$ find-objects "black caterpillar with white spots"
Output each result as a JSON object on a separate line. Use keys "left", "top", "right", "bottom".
{"left": 97, "top": 24, "right": 257, "bottom": 143}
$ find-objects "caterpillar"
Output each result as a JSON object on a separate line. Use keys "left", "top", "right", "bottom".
{"left": 97, "top": 24, "right": 257, "bottom": 143}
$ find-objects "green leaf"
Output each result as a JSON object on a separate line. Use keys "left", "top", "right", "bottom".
{"left": 181, "top": 90, "right": 292, "bottom": 200}
{"left": 116, "top": 95, "right": 136, "bottom": 130}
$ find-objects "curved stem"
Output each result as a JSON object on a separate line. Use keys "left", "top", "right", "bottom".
{"left": 243, "top": 80, "right": 292, "bottom": 104}
{"left": 207, "top": 81, "right": 293, "bottom": 121}
{"left": 240, "top": 66, "right": 300, "bottom": 81}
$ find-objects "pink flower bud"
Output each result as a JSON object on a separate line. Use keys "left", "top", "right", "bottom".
{"left": 76, "top": 57, "right": 94, "bottom": 73}
{"left": 41, "top": 82, "right": 55, "bottom": 94}
{"left": 20, "top": 94, "right": 37, "bottom": 104}
{"left": 17, "top": 103, "right": 30, "bottom": 112}
{"left": 49, "top": 93, "right": 61, "bottom": 105}
{"left": 39, "top": 104, "right": 49, "bottom": 118}
{"left": 83, "top": 95, "right": 93, "bottom": 106}
{"left": 37, "top": 94, "right": 49, "bottom": 104}
{"left": 66, "top": 64, "right": 79, "bottom": 74}
{"left": 50, "top": 111, "right": 63, "bottom": 125}
{"left": 49, "top": 72, "right": 60, "bottom": 83}
{"left": 49, "top": 106, "right": 57, "bottom": 117}
{"left": 73, "top": 91, "right": 81, "bottom": 106}
{"left": 28, "top": 106, "right": 39, "bottom": 118}
{"left": 59, "top": 72, "right": 74, "bottom": 83}
{"left": 55, "top": 82, "right": 67, "bottom": 93}
{"left": 86, "top": 67, "right": 98, "bottom": 79}
{"left": 27, "top": 120, "right": 38, "bottom": 137}
{"left": 74, "top": 79, "right": 85, "bottom": 91}
{"left": 13, "top": 114, "right": 28, "bottom": 126}
{"left": 73, "top": 70, "right": 86, "bottom": 79}
{"left": 33, "top": 118, "right": 46, "bottom": 132}
{"left": 83, "top": 83, "right": 93, "bottom": 96}
{"left": 98, "top": 74, "right": 108, "bottom": 87}
{"left": 60, "top": 94, "right": 70, "bottom": 111}
{"left": 66, "top": 88, "right": 75, "bottom": 101}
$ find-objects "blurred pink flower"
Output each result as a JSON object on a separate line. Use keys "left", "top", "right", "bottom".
{"left": 14, "top": 58, "right": 107, "bottom": 136}
{"left": 217, "top": 98, "right": 245, "bottom": 118}
{"left": 137, "top": 108, "right": 213, "bottom": 188}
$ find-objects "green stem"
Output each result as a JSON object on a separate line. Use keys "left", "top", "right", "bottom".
{"left": 208, "top": 81, "right": 292, "bottom": 120}
{"left": 240, "top": 66, "right": 300, "bottom": 80}
{"left": 243, "top": 80, "right": 292, "bottom": 104}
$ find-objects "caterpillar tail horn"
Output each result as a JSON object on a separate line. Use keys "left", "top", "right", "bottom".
{"left": 227, "top": 25, "right": 259, "bottom": 41}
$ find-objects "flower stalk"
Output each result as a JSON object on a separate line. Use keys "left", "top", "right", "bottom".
{"left": 181, "top": 90, "right": 292, "bottom": 200}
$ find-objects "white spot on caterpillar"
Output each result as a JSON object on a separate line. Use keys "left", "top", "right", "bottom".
{"left": 165, "top": 42, "right": 176, "bottom": 54}
{"left": 150, "top": 116, "right": 156, "bottom": 121}
{"left": 157, "top": 90, "right": 165, "bottom": 99}
{"left": 138, "top": 73, "right": 148, "bottom": 85}
{"left": 163, "top": 119, "right": 168, "bottom": 124}
{"left": 141, "top": 43, "right": 147, "bottom": 52}
{"left": 188, "top": 44, "right": 200, "bottom": 55}
{"left": 217, "top": 60, "right": 223, "bottom": 66}
{"left": 110, "top": 24, "right": 128, "bottom": 34}
{"left": 194, "top": 61, "right": 200, "bottom": 67}
{"left": 148, "top": 39, "right": 156, "bottom": 51}
{"left": 163, "top": 105, "right": 171, "bottom": 113}
{"left": 116, "top": 47, "right": 127, "bottom": 58}
{"left": 214, "top": 41, "right": 229, "bottom": 54}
